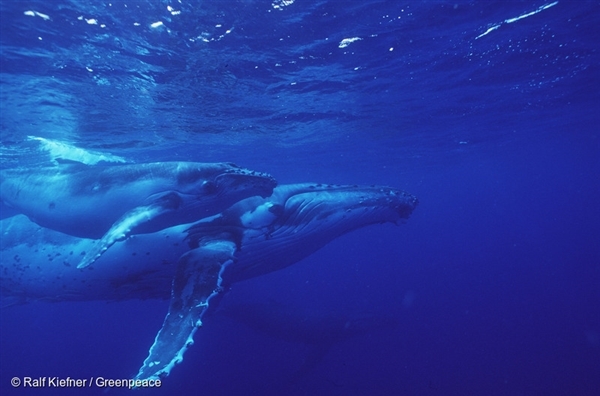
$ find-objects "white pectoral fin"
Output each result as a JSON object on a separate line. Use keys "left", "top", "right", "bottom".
{"left": 134, "top": 240, "right": 236, "bottom": 381}
{"left": 77, "top": 205, "right": 164, "bottom": 269}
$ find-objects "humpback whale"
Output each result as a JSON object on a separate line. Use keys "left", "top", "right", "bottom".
{"left": 0, "top": 183, "right": 417, "bottom": 382}
{"left": 0, "top": 162, "right": 276, "bottom": 268}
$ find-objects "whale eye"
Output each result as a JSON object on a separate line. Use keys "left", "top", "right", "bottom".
{"left": 202, "top": 181, "right": 218, "bottom": 194}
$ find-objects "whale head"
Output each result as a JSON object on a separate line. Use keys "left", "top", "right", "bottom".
{"left": 212, "top": 163, "right": 278, "bottom": 199}
{"left": 175, "top": 162, "right": 277, "bottom": 207}
{"left": 275, "top": 183, "right": 419, "bottom": 229}
{"left": 190, "top": 183, "right": 418, "bottom": 282}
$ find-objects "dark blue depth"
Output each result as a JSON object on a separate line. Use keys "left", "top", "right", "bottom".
{"left": 1, "top": 1, "right": 599, "bottom": 395}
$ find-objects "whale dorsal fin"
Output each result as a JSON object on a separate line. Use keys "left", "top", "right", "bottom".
{"left": 134, "top": 240, "right": 236, "bottom": 381}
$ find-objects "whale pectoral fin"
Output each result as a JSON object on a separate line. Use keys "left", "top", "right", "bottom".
{"left": 77, "top": 193, "right": 184, "bottom": 269}
{"left": 134, "top": 240, "right": 236, "bottom": 381}
{"left": 76, "top": 205, "right": 163, "bottom": 268}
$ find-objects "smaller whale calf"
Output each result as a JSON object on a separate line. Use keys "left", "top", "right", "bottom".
{"left": 0, "top": 161, "right": 276, "bottom": 268}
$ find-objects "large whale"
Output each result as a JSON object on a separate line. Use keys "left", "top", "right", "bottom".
{"left": 0, "top": 161, "right": 276, "bottom": 268}
{"left": 0, "top": 183, "right": 418, "bottom": 382}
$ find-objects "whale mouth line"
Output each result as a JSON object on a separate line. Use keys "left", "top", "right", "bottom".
{"left": 214, "top": 171, "right": 277, "bottom": 197}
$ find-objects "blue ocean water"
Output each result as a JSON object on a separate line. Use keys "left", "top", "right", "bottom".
{"left": 1, "top": 0, "right": 599, "bottom": 395}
